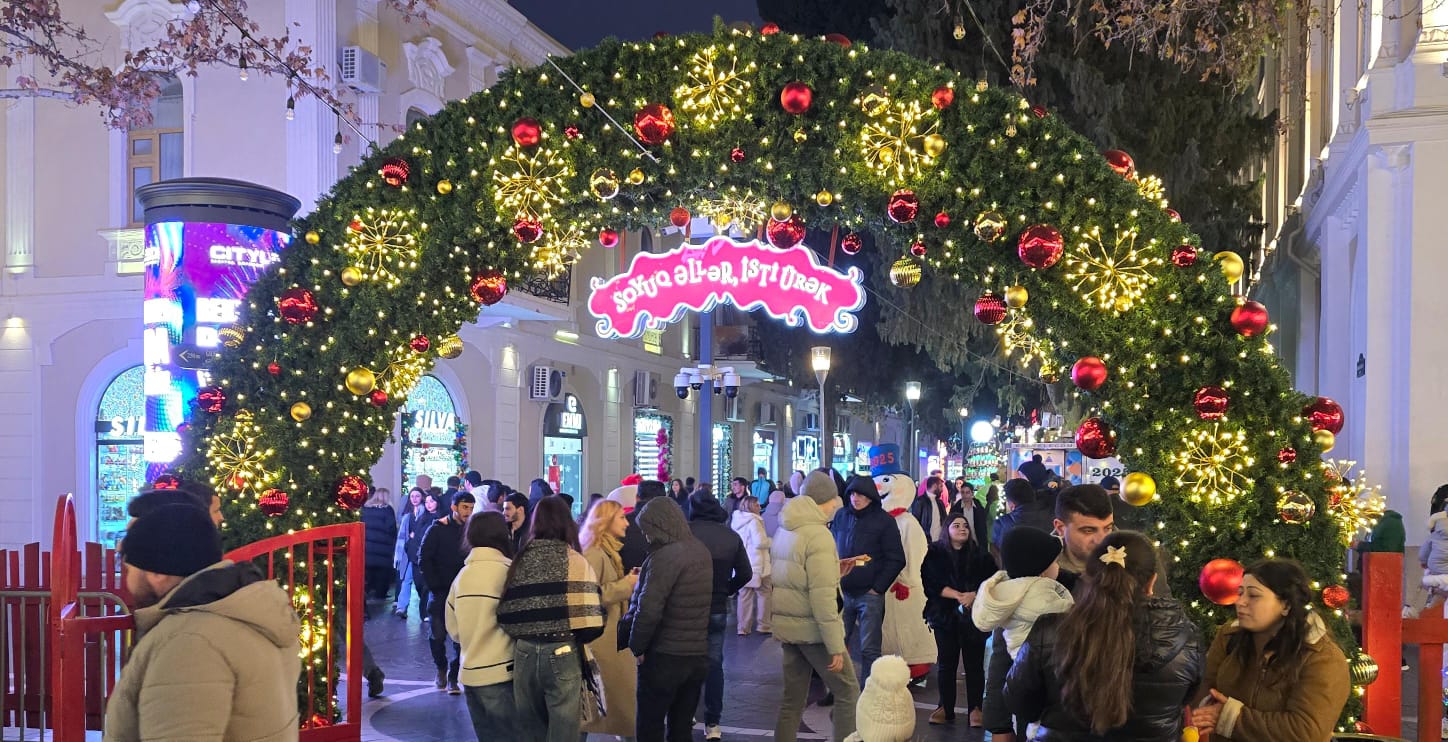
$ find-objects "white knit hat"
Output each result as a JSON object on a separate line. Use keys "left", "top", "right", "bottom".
{"left": 605, "top": 484, "right": 638, "bottom": 513}
{"left": 852, "top": 655, "right": 916, "bottom": 742}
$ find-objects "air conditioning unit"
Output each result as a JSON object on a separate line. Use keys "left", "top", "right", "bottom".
{"left": 340, "top": 46, "right": 387, "bottom": 93}
{"left": 632, "top": 371, "right": 658, "bottom": 407}
{"left": 758, "top": 402, "right": 777, "bottom": 426}
{"left": 529, "top": 365, "right": 565, "bottom": 402}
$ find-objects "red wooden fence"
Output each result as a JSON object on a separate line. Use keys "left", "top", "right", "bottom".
{"left": 1360, "top": 550, "right": 1448, "bottom": 742}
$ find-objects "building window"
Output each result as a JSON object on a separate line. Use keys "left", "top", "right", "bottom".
{"left": 96, "top": 366, "right": 147, "bottom": 548}
{"left": 128, "top": 75, "right": 184, "bottom": 225}
{"left": 406, "top": 106, "right": 429, "bottom": 128}
{"left": 400, "top": 375, "right": 466, "bottom": 492}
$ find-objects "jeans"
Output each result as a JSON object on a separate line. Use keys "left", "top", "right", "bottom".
{"left": 701, "top": 612, "right": 727, "bottom": 725}
{"left": 736, "top": 576, "right": 773, "bottom": 633}
{"left": 775, "top": 642, "right": 859, "bottom": 742}
{"left": 934, "top": 616, "right": 989, "bottom": 713}
{"left": 841, "top": 591, "right": 885, "bottom": 684}
{"left": 513, "top": 638, "right": 583, "bottom": 742}
{"left": 636, "top": 652, "right": 707, "bottom": 742}
{"left": 464, "top": 681, "right": 517, "bottom": 739}
{"left": 982, "top": 628, "right": 1026, "bottom": 735}
{"left": 427, "top": 595, "right": 460, "bottom": 683}
{"left": 394, "top": 561, "right": 415, "bottom": 613}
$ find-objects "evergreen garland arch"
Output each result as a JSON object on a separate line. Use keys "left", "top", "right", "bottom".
{"left": 176, "top": 23, "right": 1369, "bottom": 711}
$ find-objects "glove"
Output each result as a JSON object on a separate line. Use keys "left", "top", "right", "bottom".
{"left": 890, "top": 582, "right": 910, "bottom": 601}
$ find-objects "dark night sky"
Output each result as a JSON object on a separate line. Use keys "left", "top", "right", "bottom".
{"left": 509, "top": 0, "right": 762, "bottom": 51}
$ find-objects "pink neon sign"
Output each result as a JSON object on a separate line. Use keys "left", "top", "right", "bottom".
{"left": 587, "top": 236, "right": 866, "bottom": 339}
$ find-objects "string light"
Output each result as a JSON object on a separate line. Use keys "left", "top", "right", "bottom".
{"left": 285, "top": 96, "right": 295, "bottom": 120}
{"left": 675, "top": 45, "right": 753, "bottom": 128}
{"left": 1170, "top": 424, "right": 1255, "bottom": 505}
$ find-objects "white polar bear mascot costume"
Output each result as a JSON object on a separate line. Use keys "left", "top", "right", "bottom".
{"left": 868, "top": 444, "right": 937, "bottom": 679}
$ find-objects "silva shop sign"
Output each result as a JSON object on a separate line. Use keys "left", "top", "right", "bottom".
{"left": 587, "top": 236, "right": 866, "bottom": 339}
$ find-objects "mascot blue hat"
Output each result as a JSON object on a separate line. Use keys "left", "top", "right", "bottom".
{"left": 868, "top": 444, "right": 905, "bottom": 477}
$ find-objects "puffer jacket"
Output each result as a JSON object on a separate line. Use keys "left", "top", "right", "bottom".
{"left": 731, "top": 508, "right": 772, "bottom": 587}
{"left": 688, "top": 493, "right": 752, "bottom": 613}
{"left": 769, "top": 491, "right": 847, "bottom": 655}
{"left": 361, "top": 504, "right": 397, "bottom": 569}
{"left": 623, "top": 497, "right": 713, "bottom": 657}
{"left": 1003, "top": 597, "right": 1203, "bottom": 742}
{"left": 1421, "top": 511, "right": 1448, "bottom": 576}
{"left": 990, "top": 501, "right": 1056, "bottom": 550}
{"left": 105, "top": 562, "right": 301, "bottom": 742}
{"left": 1202, "top": 615, "right": 1350, "bottom": 741}
{"left": 971, "top": 571, "right": 1075, "bottom": 657}
{"left": 830, "top": 485, "right": 906, "bottom": 596}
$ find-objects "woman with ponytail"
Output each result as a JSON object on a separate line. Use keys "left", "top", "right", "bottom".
{"left": 1003, "top": 530, "right": 1202, "bottom": 741}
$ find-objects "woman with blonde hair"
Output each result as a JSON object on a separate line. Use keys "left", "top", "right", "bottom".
{"left": 579, "top": 499, "right": 640, "bottom": 741}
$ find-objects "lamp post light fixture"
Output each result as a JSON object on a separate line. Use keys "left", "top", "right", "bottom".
{"left": 958, "top": 406, "right": 969, "bottom": 477}
{"left": 812, "top": 347, "right": 832, "bottom": 470}
{"left": 904, "top": 381, "right": 921, "bottom": 477}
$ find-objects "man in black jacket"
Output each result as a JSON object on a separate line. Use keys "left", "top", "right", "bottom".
{"left": 419, "top": 490, "right": 474, "bottom": 694}
{"left": 624, "top": 497, "right": 713, "bottom": 742}
{"left": 687, "top": 490, "right": 752, "bottom": 740}
{"left": 989, "top": 479, "right": 1055, "bottom": 563}
{"left": 830, "top": 475, "right": 906, "bottom": 684}
{"left": 619, "top": 479, "right": 665, "bottom": 572}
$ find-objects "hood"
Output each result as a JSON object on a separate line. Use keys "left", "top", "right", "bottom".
{"left": 605, "top": 484, "right": 638, "bottom": 513}
{"left": 137, "top": 562, "right": 300, "bottom": 649}
{"left": 638, "top": 496, "right": 692, "bottom": 547}
{"left": 731, "top": 509, "right": 762, "bottom": 530}
{"left": 779, "top": 493, "right": 832, "bottom": 531}
{"left": 688, "top": 492, "right": 728, "bottom": 523}
{"left": 1135, "top": 598, "right": 1197, "bottom": 673}
{"left": 466, "top": 546, "right": 512, "bottom": 567}
{"left": 874, "top": 472, "right": 917, "bottom": 512}
{"left": 973, "top": 570, "right": 1074, "bottom": 628}
{"left": 844, "top": 476, "right": 882, "bottom": 516}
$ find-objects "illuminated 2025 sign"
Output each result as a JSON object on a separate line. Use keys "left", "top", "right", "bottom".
{"left": 587, "top": 236, "right": 865, "bottom": 339}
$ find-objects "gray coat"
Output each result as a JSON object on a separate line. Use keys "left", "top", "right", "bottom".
{"left": 623, "top": 497, "right": 713, "bottom": 658}
{"left": 769, "top": 495, "right": 848, "bottom": 655}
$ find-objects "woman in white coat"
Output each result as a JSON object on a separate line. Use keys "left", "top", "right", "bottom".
{"left": 731, "top": 495, "right": 773, "bottom": 635}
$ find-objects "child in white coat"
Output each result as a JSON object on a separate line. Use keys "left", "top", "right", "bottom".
{"left": 731, "top": 495, "right": 773, "bottom": 634}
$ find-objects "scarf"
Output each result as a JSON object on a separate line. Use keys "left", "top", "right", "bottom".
{"left": 587, "top": 532, "right": 625, "bottom": 581}
{"left": 497, "top": 539, "right": 605, "bottom": 639}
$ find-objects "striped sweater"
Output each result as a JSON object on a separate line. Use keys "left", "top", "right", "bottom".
{"left": 497, "top": 539, "right": 605, "bottom": 643}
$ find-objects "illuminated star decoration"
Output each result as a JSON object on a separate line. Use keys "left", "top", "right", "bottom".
{"left": 206, "top": 411, "right": 277, "bottom": 493}
{"left": 374, "top": 344, "right": 430, "bottom": 399}
{"left": 1169, "top": 424, "right": 1255, "bottom": 506}
{"left": 698, "top": 190, "right": 769, "bottom": 234}
{"left": 1063, "top": 224, "right": 1163, "bottom": 313}
{"left": 995, "top": 307, "right": 1055, "bottom": 369}
{"left": 531, "top": 224, "right": 590, "bottom": 277}
{"left": 1323, "top": 459, "right": 1386, "bottom": 545}
{"left": 1135, "top": 174, "right": 1169, "bottom": 209}
{"left": 491, "top": 144, "right": 574, "bottom": 222}
{"left": 674, "top": 45, "right": 754, "bottom": 128}
{"left": 344, "top": 208, "right": 420, "bottom": 289}
{"left": 859, "top": 96, "right": 941, "bottom": 184}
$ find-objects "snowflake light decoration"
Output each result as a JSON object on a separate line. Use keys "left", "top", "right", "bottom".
{"left": 373, "top": 344, "right": 429, "bottom": 399}
{"left": 1169, "top": 424, "right": 1255, "bottom": 506}
{"left": 344, "top": 208, "right": 419, "bottom": 289}
{"left": 491, "top": 144, "right": 574, "bottom": 221}
{"left": 699, "top": 190, "right": 768, "bottom": 233}
{"left": 859, "top": 97, "right": 941, "bottom": 184}
{"left": 1136, "top": 174, "right": 1169, "bottom": 209}
{"left": 1063, "top": 224, "right": 1163, "bottom": 313}
{"left": 206, "top": 411, "right": 276, "bottom": 493}
{"left": 996, "top": 308, "right": 1055, "bottom": 368}
{"left": 531, "top": 224, "right": 589, "bottom": 277}
{"left": 674, "top": 45, "right": 754, "bottom": 128}
{"left": 1323, "top": 459, "right": 1386, "bottom": 545}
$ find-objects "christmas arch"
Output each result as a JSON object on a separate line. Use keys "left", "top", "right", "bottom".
{"left": 176, "top": 23, "right": 1375, "bottom": 720}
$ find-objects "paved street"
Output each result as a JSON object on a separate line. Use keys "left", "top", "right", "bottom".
{"left": 359, "top": 599, "right": 990, "bottom": 741}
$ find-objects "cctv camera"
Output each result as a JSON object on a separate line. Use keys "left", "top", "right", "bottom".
{"left": 676, "top": 386, "right": 689, "bottom": 399}
{"left": 673, "top": 372, "right": 690, "bottom": 399}
{"left": 725, "top": 385, "right": 739, "bottom": 399}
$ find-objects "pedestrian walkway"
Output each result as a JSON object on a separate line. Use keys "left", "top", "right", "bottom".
{"left": 360, "top": 600, "right": 989, "bottom": 741}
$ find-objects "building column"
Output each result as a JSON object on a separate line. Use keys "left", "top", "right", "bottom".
{"left": 284, "top": 0, "right": 339, "bottom": 210}
{"left": 1402, "top": 140, "right": 1448, "bottom": 517}
{"left": 5, "top": 62, "right": 35, "bottom": 275}
{"left": 493, "top": 342, "right": 522, "bottom": 487}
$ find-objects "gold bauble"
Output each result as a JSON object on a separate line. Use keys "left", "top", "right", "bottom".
{"left": 1182, "top": 727, "right": 1200, "bottom": 742}
{"left": 289, "top": 402, "right": 312, "bottom": 422}
{"left": 1313, "top": 428, "right": 1336, "bottom": 452}
{"left": 1214, "top": 251, "right": 1245, "bottom": 283}
{"left": 344, "top": 367, "right": 376, "bottom": 396}
{"left": 860, "top": 85, "right": 890, "bottom": 116}
{"left": 436, "top": 334, "right": 464, "bottom": 359}
{"left": 770, "top": 201, "right": 793, "bottom": 221}
{"left": 304, "top": 230, "right": 321, "bottom": 245}
{"left": 217, "top": 324, "right": 245, "bottom": 349}
{"left": 815, "top": 189, "right": 834, "bottom": 207}
{"left": 878, "top": 147, "right": 896, "bottom": 165}
{"left": 923, "top": 133, "right": 948, "bottom": 157}
{"left": 1121, "top": 472, "right": 1157, "bottom": 506}
{"left": 1004, "top": 285, "right": 1029, "bottom": 308}
{"left": 589, "top": 168, "right": 621, "bottom": 200}
{"left": 888, "top": 258, "right": 921, "bottom": 288}
{"left": 627, "top": 168, "right": 646, "bottom": 185}
{"left": 973, "top": 211, "right": 1008, "bottom": 242}
{"left": 1350, "top": 654, "right": 1379, "bottom": 686}
{"left": 340, "top": 267, "right": 363, "bottom": 286}
{"left": 580, "top": 91, "right": 596, "bottom": 108}
{"left": 436, "top": 179, "right": 453, "bottom": 195}
{"left": 793, "top": 128, "right": 808, "bottom": 144}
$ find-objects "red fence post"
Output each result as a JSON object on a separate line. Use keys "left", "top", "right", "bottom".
{"left": 50, "top": 494, "right": 81, "bottom": 742}
{"left": 1362, "top": 551, "right": 1404, "bottom": 736}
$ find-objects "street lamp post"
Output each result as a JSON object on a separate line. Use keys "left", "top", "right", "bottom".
{"left": 905, "top": 381, "right": 921, "bottom": 478}
{"left": 812, "top": 347, "right": 832, "bottom": 471}
{"left": 958, "top": 406, "right": 969, "bottom": 479}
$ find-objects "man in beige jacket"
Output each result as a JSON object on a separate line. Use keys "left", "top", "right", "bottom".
{"left": 106, "top": 503, "right": 301, "bottom": 741}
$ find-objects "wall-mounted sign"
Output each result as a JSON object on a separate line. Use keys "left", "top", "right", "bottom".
{"left": 544, "top": 393, "right": 589, "bottom": 438}
{"left": 587, "top": 235, "right": 866, "bottom": 339}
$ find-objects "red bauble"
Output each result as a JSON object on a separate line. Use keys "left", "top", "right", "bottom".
{"left": 931, "top": 86, "right": 955, "bottom": 109}
{"left": 669, "top": 207, "right": 691, "bottom": 228}
{"left": 1171, "top": 244, "right": 1199, "bottom": 267}
{"left": 1070, "top": 357, "right": 1109, "bottom": 392}
{"left": 380, "top": 157, "right": 410, "bottom": 187}
{"left": 1230, "top": 301, "right": 1270, "bottom": 337}
{"left": 152, "top": 474, "right": 182, "bottom": 490}
{"left": 933, "top": 211, "right": 951, "bottom": 229}
{"left": 409, "top": 335, "right": 431, "bottom": 353}
{"left": 267, "top": 362, "right": 282, "bottom": 377}
{"left": 766, "top": 215, "right": 806, "bottom": 249}
{"left": 761, "top": 22, "right": 781, "bottom": 35}
{"left": 513, "top": 216, "right": 544, "bottom": 243}
{"left": 1165, "top": 208, "right": 1182, "bottom": 223}
{"left": 824, "top": 33, "right": 851, "bottom": 47}
{"left": 886, "top": 189, "right": 919, "bottom": 223}
{"left": 599, "top": 228, "right": 620, "bottom": 248}
{"left": 1354, "top": 721, "right": 1374, "bottom": 734}
{"left": 369, "top": 389, "right": 389, "bottom": 407}
{"left": 470, "top": 271, "right": 508, "bottom": 305}
{"left": 652, "top": 31, "right": 670, "bottom": 39}
{"left": 1018, "top": 224, "right": 1065, "bottom": 269}
{"left": 974, "top": 293, "right": 1007, "bottom": 325}
{"left": 511, "top": 117, "right": 542, "bottom": 148}
{"left": 259, "top": 489, "right": 289, "bottom": 517}
{"left": 197, "top": 386, "right": 225, "bottom": 414}
{"left": 1278, "top": 447, "right": 1298, "bottom": 464}
{"left": 1192, "top": 385, "right": 1230, "bottom": 420}
{"left": 780, "top": 82, "right": 814, "bottom": 115}
{"left": 1074, "top": 417, "right": 1117, "bottom": 458}
{"left": 1030, "top": 105, "right": 1048, "bottom": 118}
{"left": 633, "top": 104, "right": 676, "bottom": 146}
{"left": 277, "top": 288, "right": 319, "bottom": 324}
{"left": 1103, "top": 149, "right": 1136, "bottom": 179}
{"left": 1199, "top": 558, "right": 1245, "bottom": 606}
{"left": 1322, "top": 585, "right": 1351, "bottom": 609}
{"left": 909, "top": 240, "right": 927, "bottom": 258}
{"left": 564, "top": 125, "right": 581, "bottom": 140}
{"left": 1303, "top": 396, "right": 1345, "bottom": 434}
{"left": 841, "top": 232, "right": 863, "bottom": 255}
{"left": 730, "top": 147, "right": 746, "bottom": 163}
{"left": 334, "top": 475, "right": 369, "bottom": 510}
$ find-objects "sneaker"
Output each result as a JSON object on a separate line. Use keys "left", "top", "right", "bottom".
{"left": 365, "top": 668, "right": 385, "bottom": 698}
{"left": 705, "top": 724, "right": 722, "bottom": 740}
{"left": 447, "top": 683, "right": 461, "bottom": 695}
{"left": 969, "top": 709, "right": 983, "bottom": 728}
{"left": 435, "top": 669, "right": 447, "bottom": 690}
